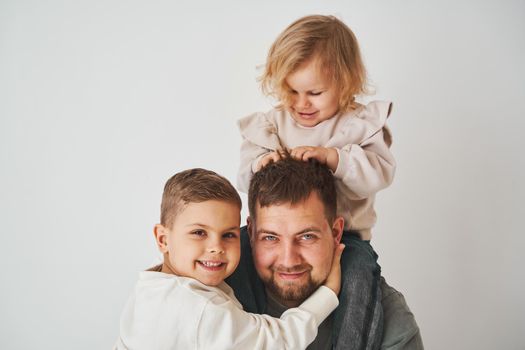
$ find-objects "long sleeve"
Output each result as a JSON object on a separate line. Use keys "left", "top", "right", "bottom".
{"left": 237, "top": 112, "right": 283, "bottom": 193}
{"left": 329, "top": 101, "right": 396, "bottom": 199}
{"left": 333, "top": 126, "right": 395, "bottom": 199}
{"left": 235, "top": 102, "right": 396, "bottom": 237}
{"left": 197, "top": 286, "right": 339, "bottom": 350}
{"left": 237, "top": 138, "right": 271, "bottom": 193}
{"left": 116, "top": 273, "right": 338, "bottom": 350}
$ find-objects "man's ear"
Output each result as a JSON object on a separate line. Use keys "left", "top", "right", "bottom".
{"left": 153, "top": 224, "right": 169, "bottom": 253}
{"left": 246, "top": 216, "right": 255, "bottom": 247}
{"left": 331, "top": 216, "right": 344, "bottom": 244}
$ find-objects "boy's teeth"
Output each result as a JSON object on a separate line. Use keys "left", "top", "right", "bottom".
{"left": 201, "top": 261, "right": 222, "bottom": 267}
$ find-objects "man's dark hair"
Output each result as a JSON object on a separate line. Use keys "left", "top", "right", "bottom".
{"left": 248, "top": 157, "right": 337, "bottom": 223}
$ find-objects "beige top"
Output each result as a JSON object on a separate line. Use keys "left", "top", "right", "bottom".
{"left": 114, "top": 271, "right": 338, "bottom": 350}
{"left": 237, "top": 101, "right": 396, "bottom": 240}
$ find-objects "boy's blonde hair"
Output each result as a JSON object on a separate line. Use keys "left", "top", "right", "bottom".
{"left": 260, "top": 15, "right": 368, "bottom": 113}
{"left": 160, "top": 168, "right": 241, "bottom": 229}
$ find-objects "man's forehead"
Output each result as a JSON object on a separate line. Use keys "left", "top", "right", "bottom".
{"left": 255, "top": 192, "right": 327, "bottom": 216}
{"left": 254, "top": 195, "right": 330, "bottom": 232}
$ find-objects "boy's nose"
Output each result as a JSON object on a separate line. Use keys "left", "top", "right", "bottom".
{"left": 207, "top": 246, "right": 225, "bottom": 254}
{"left": 207, "top": 238, "right": 225, "bottom": 254}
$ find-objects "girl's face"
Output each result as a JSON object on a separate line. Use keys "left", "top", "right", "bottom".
{"left": 285, "top": 59, "right": 340, "bottom": 127}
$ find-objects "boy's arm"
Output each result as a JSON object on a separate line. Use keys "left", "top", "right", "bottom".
{"left": 197, "top": 286, "right": 339, "bottom": 350}
{"left": 199, "top": 244, "right": 343, "bottom": 350}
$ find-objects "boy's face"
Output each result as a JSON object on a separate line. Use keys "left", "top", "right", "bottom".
{"left": 285, "top": 58, "right": 340, "bottom": 127}
{"left": 155, "top": 200, "right": 241, "bottom": 286}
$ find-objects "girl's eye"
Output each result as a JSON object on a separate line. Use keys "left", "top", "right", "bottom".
{"left": 309, "top": 91, "right": 322, "bottom": 96}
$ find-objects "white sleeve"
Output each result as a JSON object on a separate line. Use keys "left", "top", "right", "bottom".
{"left": 197, "top": 286, "right": 339, "bottom": 350}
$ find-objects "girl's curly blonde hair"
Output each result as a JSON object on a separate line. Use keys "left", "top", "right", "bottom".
{"left": 260, "top": 15, "right": 368, "bottom": 113}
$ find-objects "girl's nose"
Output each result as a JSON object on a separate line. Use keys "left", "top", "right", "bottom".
{"left": 296, "top": 94, "right": 311, "bottom": 109}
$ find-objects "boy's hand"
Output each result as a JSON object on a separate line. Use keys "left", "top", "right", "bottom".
{"left": 290, "top": 146, "right": 339, "bottom": 172}
{"left": 256, "top": 151, "right": 284, "bottom": 172}
{"left": 324, "top": 243, "right": 345, "bottom": 295}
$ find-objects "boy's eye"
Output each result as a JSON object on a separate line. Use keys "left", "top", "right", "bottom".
{"left": 309, "top": 91, "right": 322, "bottom": 96}
{"left": 191, "top": 230, "right": 206, "bottom": 237}
{"left": 223, "top": 232, "right": 238, "bottom": 239}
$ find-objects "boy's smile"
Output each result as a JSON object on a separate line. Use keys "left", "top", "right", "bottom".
{"left": 155, "top": 200, "right": 241, "bottom": 286}
{"left": 198, "top": 260, "right": 226, "bottom": 269}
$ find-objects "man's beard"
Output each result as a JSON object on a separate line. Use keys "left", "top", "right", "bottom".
{"left": 262, "top": 264, "right": 324, "bottom": 305}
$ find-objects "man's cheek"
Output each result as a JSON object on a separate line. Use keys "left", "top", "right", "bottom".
{"left": 253, "top": 249, "right": 271, "bottom": 272}
{"left": 308, "top": 253, "right": 331, "bottom": 281}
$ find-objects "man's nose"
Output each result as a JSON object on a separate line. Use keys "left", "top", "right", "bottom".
{"left": 278, "top": 241, "right": 301, "bottom": 267}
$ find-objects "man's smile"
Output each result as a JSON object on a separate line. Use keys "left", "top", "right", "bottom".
{"left": 277, "top": 271, "right": 307, "bottom": 280}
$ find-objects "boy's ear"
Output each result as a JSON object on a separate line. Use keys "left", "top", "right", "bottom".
{"left": 153, "top": 224, "right": 169, "bottom": 253}
{"left": 331, "top": 216, "right": 344, "bottom": 244}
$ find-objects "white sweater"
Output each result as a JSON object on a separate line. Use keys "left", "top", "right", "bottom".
{"left": 114, "top": 271, "right": 338, "bottom": 350}
{"left": 238, "top": 101, "right": 396, "bottom": 240}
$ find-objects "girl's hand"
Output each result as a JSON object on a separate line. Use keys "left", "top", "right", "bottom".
{"left": 256, "top": 151, "right": 284, "bottom": 172}
{"left": 324, "top": 243, "right": 345, "bottom": 295}
{"left": 290, "top": 146, "right": 339, "bottom": 172}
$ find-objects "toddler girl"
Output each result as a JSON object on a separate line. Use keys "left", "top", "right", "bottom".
{"left": 237, "top": 15, "right": 395, "bottom": 349}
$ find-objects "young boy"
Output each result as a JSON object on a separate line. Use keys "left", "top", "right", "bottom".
{"left": 115, "top": 168, "right": 344, "bottom": 350}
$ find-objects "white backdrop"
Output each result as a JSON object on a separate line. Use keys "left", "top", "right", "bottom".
{"left": 1, "top": 0, "right": 524, "bottom": 349}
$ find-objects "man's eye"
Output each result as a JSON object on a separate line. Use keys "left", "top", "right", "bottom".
{"left": 262, "top": 235, "right": 278, "bottom": 241}
{"left": 301, "top": 234, "right": 315, "bottom": 240}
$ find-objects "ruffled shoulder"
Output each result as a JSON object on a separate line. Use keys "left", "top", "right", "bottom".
{"left": 237, "top": 110, "right": 283, "bottom": 150}
{"left": 335, "top": 101, "right": 393, "bottom": 144}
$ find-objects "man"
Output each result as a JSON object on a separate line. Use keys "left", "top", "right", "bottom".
{"left": 226, "top": 157, "right": 423, "bottom": 349}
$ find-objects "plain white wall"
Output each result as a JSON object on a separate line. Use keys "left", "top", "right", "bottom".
{"left": 1, "top": 0, "right": 524, "bottom": 349}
